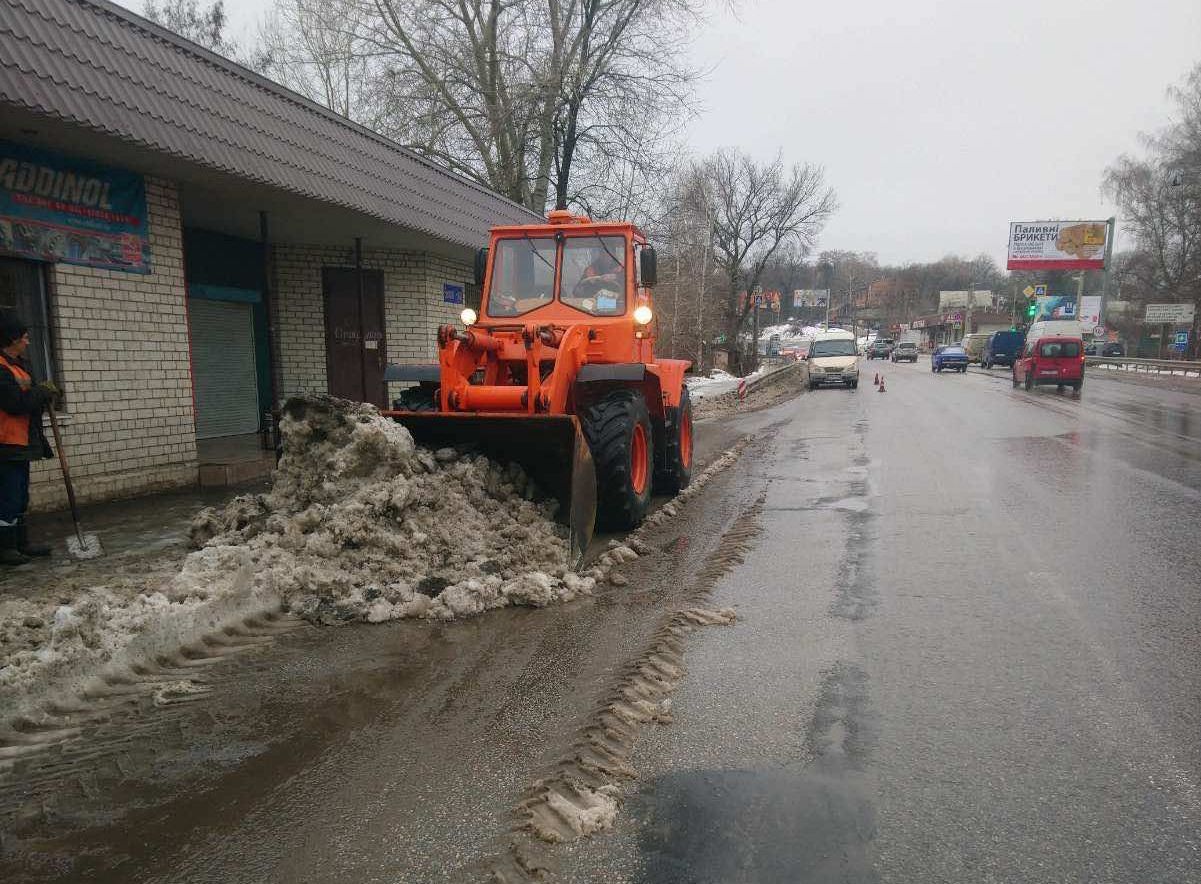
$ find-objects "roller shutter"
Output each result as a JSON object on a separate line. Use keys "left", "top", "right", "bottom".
{"left": 188, "top": 299, "right": 260, "bottom": 439}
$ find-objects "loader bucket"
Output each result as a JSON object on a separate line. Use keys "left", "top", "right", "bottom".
{"left": 388, "top": 412, "right": 597, "bottom": 567}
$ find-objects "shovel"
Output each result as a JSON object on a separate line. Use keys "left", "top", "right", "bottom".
{"left": 45, "top": 401, "right": 103, "bottom": 560}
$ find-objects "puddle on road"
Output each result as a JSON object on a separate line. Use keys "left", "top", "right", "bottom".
{"left": 630, "top": 663, "right": 879, "bottom": 884}
{"left": 629, "top": 768, "right": 877, "bottom": 884}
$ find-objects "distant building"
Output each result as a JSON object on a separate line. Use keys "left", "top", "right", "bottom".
{"left": 910, "top": 310, "right": 1013, "bottom": 348}
{"left": 939, "top": 290, "right": 995, "bottom": 310}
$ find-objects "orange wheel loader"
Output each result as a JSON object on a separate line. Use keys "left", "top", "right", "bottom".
{"left": 385, "top": 210, "right": 694, "bottom": 565}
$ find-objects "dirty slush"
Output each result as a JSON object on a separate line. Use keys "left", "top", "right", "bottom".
{"left": 0, "top": 396, "right": 594, "bottom": 728}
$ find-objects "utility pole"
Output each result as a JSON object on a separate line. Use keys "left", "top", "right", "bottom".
{"left": 697, "top": 216, "right": 711, "bottom": 372}
{"left": 966, "top": 282, "right": 975, "bottom": 339}
{"left": 1099, "top": 215, "right": 1115, "bottom": 336}
{"left": 670, "top": 247, "right": 680, "bottom": 358}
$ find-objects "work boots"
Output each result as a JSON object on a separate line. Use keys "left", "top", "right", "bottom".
{"left": 17, "top": 518, "right": 51, "bottom": 557}
{"left": 0, "top": 525, "right": 30, "bottom": 566}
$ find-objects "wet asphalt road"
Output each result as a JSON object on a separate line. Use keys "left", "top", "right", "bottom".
{"left": 3, "top": 362, "right": 1200, "bottom": 883}
{"left": 564, "top": 360, "right": 1201, "bottom": 882}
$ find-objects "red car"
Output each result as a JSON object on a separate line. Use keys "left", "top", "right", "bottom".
{"left": 1013, "top": 336, "right": 1084, "bottom": 393}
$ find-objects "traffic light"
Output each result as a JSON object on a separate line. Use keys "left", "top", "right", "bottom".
{"left": 1025, "top": 298, "right": 1038, "bottom": 319}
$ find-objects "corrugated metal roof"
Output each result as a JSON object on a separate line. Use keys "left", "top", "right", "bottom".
{"left": 0, "top": 0, "right": 541, "bottom": 248}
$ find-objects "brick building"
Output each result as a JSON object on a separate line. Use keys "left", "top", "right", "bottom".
{"left": 0, "top": 0, "right": 538, "bottom": 509}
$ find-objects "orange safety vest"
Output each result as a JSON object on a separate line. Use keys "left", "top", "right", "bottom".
{"left": 0, "top": 353, "right": 32, "bottom": 448}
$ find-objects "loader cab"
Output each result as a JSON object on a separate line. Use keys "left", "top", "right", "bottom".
{"left": 476, "top": 213, "right": 654, "bottom": 326}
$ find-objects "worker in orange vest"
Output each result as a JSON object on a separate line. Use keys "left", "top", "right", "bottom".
{"left": 0, "top": 312, "right": 57, "bottom": 564}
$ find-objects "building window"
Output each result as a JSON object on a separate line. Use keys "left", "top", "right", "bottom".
{"left": 0, "top": 256, "right": 55, "bottom": 382}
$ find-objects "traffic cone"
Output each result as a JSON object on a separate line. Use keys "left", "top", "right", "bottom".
{"left": 873, "top": 372, "right": 879, "bottom": 385}
{"left": 878, "top": 375, "right": 886, "bottom": 392}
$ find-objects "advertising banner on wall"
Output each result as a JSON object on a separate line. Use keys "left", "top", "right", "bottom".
{"left": 0, "top": 140, "right": 150, "bottom": 273}
{"left": 1007, "top": 221, "right": 1108, "bottom": 271}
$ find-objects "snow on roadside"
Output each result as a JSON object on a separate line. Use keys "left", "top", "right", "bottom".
{"left": 0, "top": 397, "right": 591, "bottom": 721}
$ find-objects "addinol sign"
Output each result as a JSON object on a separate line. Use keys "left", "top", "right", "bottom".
{"left": 0, "top": 140, "right": 150, "bottom": 273}
{"left": 1007, "top": 220, "right": 1108, "bottom": 271}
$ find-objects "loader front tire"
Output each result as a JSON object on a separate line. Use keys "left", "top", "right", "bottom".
{"left": 395, "top": 383, "right": 439, "bottom": 412}
{"left": 655, "top": 386, "right": 693, "bottom": 495}
{"left": 583, "top": 389, "right": 654, "bottom": 531}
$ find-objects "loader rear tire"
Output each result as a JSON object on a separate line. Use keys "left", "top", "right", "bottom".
{"left": 655, "top": 386, "right": 693, "bottom": 495}
{"left": 583, "top": 389, "right": 654, "bottom": 531}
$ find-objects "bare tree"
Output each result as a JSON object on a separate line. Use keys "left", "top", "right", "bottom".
{"left": 694, "top": 149, "right": 836, "bottom": 372}
{"left": 545, "top": 0, "right": 701, "bottom": 211}
{"left": 1104, "top": 63, "right": 1201, "bottom": 309}
{"left": 255, "top": 0, "right": 379, "bottom": 122}
{"left": 250, "top": 0, "right": 706, "bottom": 213}
{"left": 143, "top": 0, "right": 236, "bottom": 54}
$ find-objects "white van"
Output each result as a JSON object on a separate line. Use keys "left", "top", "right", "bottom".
{"left": 806, "top": 329, "right": 860, "bottom": 390}
{"left": 1026, "top": 319, "right": 1084, "bottom": 341}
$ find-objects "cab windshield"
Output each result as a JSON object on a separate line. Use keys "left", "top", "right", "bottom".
{"left": 811, "top": 340, "right": 857, "bottom": 357}
{"left": 486, "top": 236, "right": 556, "bottom": 317}
{"left": 486, "top": 234, "right": 627, "bottom": 317}
{"left": 560, "top": 236, "right": 626, "bottom": 316}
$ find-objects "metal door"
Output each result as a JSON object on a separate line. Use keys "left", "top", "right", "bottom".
{"left": 188, "top": 298, "right": 260, "bottom": 438}
{"left": 322, "top": 268, "right": 386, "bottom": 406}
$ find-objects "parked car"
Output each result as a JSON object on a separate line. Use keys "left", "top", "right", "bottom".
{"left": 982, "top": 330, "right": 1024, "bottom": 369}
{"left": 1102, "top": 342, "right": 1125, "bottom": 357}
{"left": 1013, "top": 336, "right": 1084, "bottom": 392}
{"left": 867, "top": 338, "right": 894, "bottom": 359}
{"left": 890, "top": 341, "right": 918, "bottom": 363}
{"left": 807, "top": 330, "right": 860, "bottom": 389}
{"left": 959, "top": 333, "right": 992, "bottom": 364}
{"left": 1084, "top": 341, "right": 1099, "bottom": 356}
{"left": 932, "top": 344, "right": 968, "bottom": 372}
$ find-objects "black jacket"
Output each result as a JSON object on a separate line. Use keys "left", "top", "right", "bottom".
{"left": 0, "top": 353, "right": 53, "bottom": 463}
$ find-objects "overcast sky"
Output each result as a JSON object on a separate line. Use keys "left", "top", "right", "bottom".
{"left": 118, "top": 0, "right": 1201, "bottom": 267}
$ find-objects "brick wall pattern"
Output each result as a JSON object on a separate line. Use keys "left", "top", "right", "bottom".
{"left": 30, "top": 177, "right": 198, "bottom": 510}
{"left": 270, "top": 245, "right": 472, "bottom": 403}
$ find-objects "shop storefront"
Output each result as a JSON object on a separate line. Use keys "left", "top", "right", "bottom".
{"left": 0, "top": 0, "right": 538, "bottom": 508}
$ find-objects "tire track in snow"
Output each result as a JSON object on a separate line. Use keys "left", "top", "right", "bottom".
{"left": 489, "top": 492, "right": 766, "bottom": 882}
{"left": 0, "top": 609, "right": 308, "bottom": 819}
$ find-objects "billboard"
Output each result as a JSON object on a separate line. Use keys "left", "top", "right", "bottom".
{"left": 1078, "top": 296, "right": 1102, "bottom": 329}
{"left": 0, "top": 140, "right": 150, "bottom": 273}
{"left": 1007, "top": 221, "right": 1108, "bottom": 271}
{"left": 1034, "top": 295, "right": 1076, "bottom": 320}
{"left": 1145, "top": 303, "right": 1195, "bottom": 324}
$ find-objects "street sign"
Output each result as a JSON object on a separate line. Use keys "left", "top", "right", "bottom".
{"left": 1145, "top": 303, "right": 1196, "bottom": 324}
{"left": 1093, "top": 325, "right": 1106, "bottom": 337}
{"left": 1033, "top": 284, "right": 1048, "bottom": 296}
{"left": 1173, "top": 331, "right": 1189, "bottom": 351}
{"left": 1022, "top": 285, "right": 1035, "bottom": 297}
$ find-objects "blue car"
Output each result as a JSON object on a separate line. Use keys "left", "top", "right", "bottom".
{"left": 932, "top": 345, "right": 968, "bottom": 373}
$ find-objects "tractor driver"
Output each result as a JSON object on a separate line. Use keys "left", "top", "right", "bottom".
{"left": 565, "top": 243, "right": 624, "bottom": 315}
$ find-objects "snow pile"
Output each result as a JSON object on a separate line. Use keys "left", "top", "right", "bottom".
{"left": 183, "top": 396, "right": 587, "bottom": 624}
{"left": 529, "top": 783, "right": 622, "bottom": 842}
{"left": 0, "top": 397, "right": 590, "bottom": 714}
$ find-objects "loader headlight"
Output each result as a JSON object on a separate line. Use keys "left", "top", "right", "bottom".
{"left": 460, "top": 307, "right": 477, "bottom": 326}
{"left": 633, "top": 305, "right": 653, "bottom": 325}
